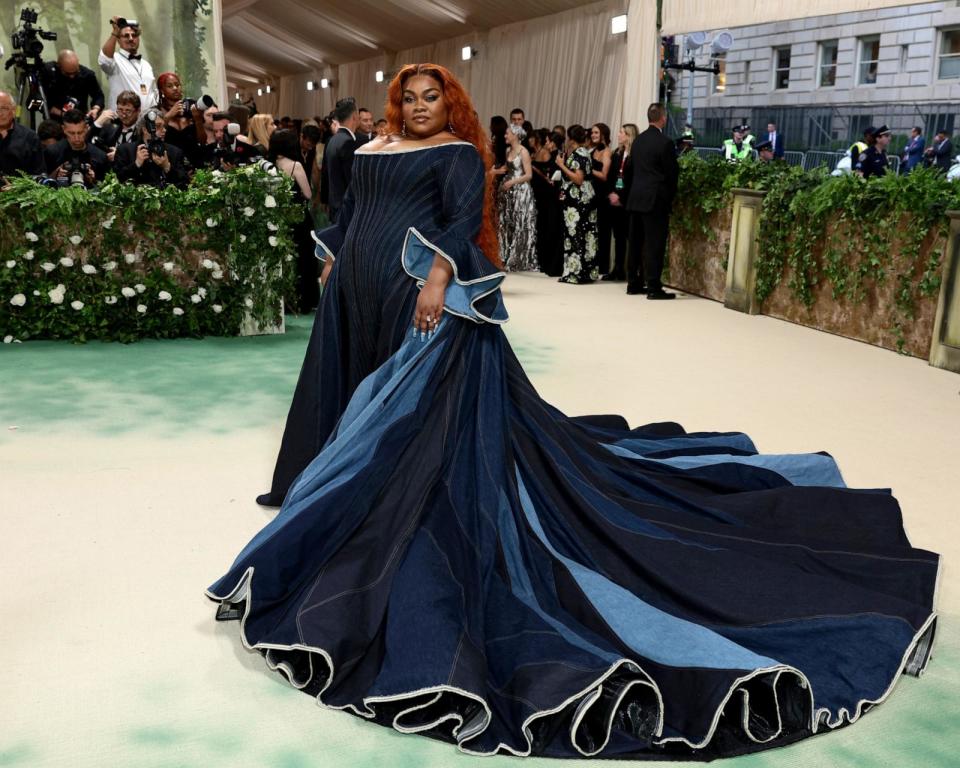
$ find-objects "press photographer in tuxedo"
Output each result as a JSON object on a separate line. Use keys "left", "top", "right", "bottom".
{"left": 43, "top": 109, "right": 108, "bottom": 186}
{"left": 114, "top": 109, "right": 187, "bottom": 188}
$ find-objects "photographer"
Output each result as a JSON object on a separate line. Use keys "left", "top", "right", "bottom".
{"left": 99, "top": 16, "right": 155, "bottom": 111}
{"left": 113, "top": 109, "right": 187, "bottom": 188}
{"left": 42, "top": 108, "right": 108, "bottom": 186}
{"left": 0, "top": 90, "right": 45, "bottom": 183}
{"left": 43, "top": 50, "right": 105, "bottom": 120}
{"left": 194, "top": 111, "right": 232, "bottom": 170}
{"left": 88, "top": 90, "right": 141, "bottom": 162}
{"left": 155, "top": 72, "right": 211, "bottom": 163}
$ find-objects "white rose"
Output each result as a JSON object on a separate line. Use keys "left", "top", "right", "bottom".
{"left": 197, "top": 287, "right": 207, "bottom": 298}
{"left": 32, "top": 290, "right": 40, "bottom": 296}
{"left": 212, "top": 169, "right": 223, "bottom": 178}
{"left": 70, "top": 300, "right": 84, "bottom": 310}
{"left": 267, "top": 222, "right": 278, "bottom": 231}
{"left": 158, "top": 291, "right": 172, "bottom": 301}
{"left": 102, "top": 215, "right": 116, "bottom": 229}
{"left": 68, "top": 235, "right": 82, "bottom": 246}
{"left": 134, "top": 284, "right": 145, "bottom": 293}
{"left": 285, "top": 254, "right": 293, "bottom": 262}
{"left": 121, "top": 287, "right": 136, "bottom": 298}
{"left": 265, "top": 195, "right": 277, "bottom": 208}
{"left": 202, "top": 258, "right": 214, "bottom": 269}
{"left": 212, "top": 270, "right": 223, "bottom": 280}
{"left": 172, "top": 307, "right": 184, "bottom": 316}
{"left": 268, "top": 236, "right": 278, "bottom": 247}
{"left": 25, "top": 232, "right": 39, "bottom": 242}
{"left": 239, "top": 234, "right": 247, "bottom": 243}
{"left": 41, "top": 262, "right": 56, "bottom": 272}
{"left": 206, "top": 217, "right": 217, "bottom": 227}
{"left": 105, "top": 296, "right": 118, "bottom": 305}
{"left": 82, "top": 264, "right": 97, "bottom": 274}
{"left": 3, "top": 335, "right": 12, "bottom": 343}
{"left": 212, "top": 304, "right": 223, "bottom": 313}
{"left": 124, "top": 253, "right": 137, "bottom": 264}
{"left": 5, "top": 260, "right": 15, "bottom": 268}
{"left": 60, "top": 257, "right": 74, "bottom": 267}
{"left": 137, "top": 304, "right": 147, "bottom": 313}
{"left": 243, "top": 206, "right": 255, "bottom": 217}
{"left": 103, "top": 261, "right": 117, "bottom": 271}
{"left": 190, "top": 294, "right": 202, "bottom": 304}
{"left": 244, "top": 297, "right": 254, "bottom": 308}
{"left": 48, "top": 284, "right": 66, "bottom": 304}
{"left": 22, "top": 250, "right": 34, "bottom": 260}
{"left": 163, "top": 261, "right": 175, "bottom": 272}
{"left": 10, "top": 293, "right": 26, "bottom": 306}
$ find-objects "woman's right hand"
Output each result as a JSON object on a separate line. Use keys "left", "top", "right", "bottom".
{"left": 320, "top": 259, "right": 333, "bottom": 288}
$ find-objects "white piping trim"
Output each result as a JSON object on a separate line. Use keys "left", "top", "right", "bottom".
{"left": 401, "top": 226, "right": 507, "bottom": 326}
{"left": 207, "top": 557, "right": 938, "bottom": 758}
{"left": 311, "top": 230, "right": 336, "bottom": 262}
{"left": 356, "top": 141, "right": 474, "bottom": 156}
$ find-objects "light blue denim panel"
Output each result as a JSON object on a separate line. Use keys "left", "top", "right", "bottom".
{"left": 517, "top": 472, "right": 781, "bottom": 672}
{"left": 610, "top": 433, "right": 758, "bottom": 456}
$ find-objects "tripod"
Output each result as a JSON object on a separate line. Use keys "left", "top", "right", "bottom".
{"left": 14, "top": 62, "right": 50, "bottom": 129}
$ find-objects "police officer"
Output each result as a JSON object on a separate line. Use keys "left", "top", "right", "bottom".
{"left": 722, "top": 124, "right": 753, "bottom": 162}
{"left": 849, "top": 127, "right": 874, "bottom": 171}
{"left": 755, "top": 139, "right": 775, "bottom": 163}
{"left": 857, "top": 125, "right": 890, "bottom": 179}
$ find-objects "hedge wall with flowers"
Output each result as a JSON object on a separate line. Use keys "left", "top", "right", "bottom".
{"left": 0, "top": 168, "right": 301, "bottom": 343}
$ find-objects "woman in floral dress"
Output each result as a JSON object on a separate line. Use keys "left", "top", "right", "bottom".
{"left": 556, "top": 125, "right": 598, "bottom": 284}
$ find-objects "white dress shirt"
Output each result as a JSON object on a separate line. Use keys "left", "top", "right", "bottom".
{"left": 98, "top": 49, "right": 156, "bottom": 112}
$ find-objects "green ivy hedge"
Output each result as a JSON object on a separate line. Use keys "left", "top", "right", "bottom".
{"left": 671, "top": 155, "right": 960, "bottom": 350}
{"left": 0, "top": 167, "right": 301, "bottom": 343}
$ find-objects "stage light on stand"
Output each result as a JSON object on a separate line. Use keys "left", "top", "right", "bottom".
{"left": 711, "top": 31, "right": 734, "bottom": 55}
{"left": 611, "top": 14, "right": 627, "bottom": 35}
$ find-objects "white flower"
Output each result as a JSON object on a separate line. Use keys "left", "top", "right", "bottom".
{"left": 60, "top": 257, "right": 74, "bottom": 267}
{"left": 134, "top": 283, "right": 145, "bottom": 293}
{"left": 212, "top": 304, "right": 223, "bottom": 313}
{"left": 68, "top": 235, "right": 82, "bottom": 246}
{"left": 163, "top": 261, "right": 175, "bottom": 272}
{"left": 285, "top": 254, "right": 293, "bottom": 261}
{"left": 4, "top": 260, "right": 15, "bottom": 268}
{"left": 124, "top": 252, "right": 137, "bottom": 264}
{"left": 103, "top": 261, "right": 117, "bottom": 271}
{"left": 268, "top": 236, "right": 278, "bottom": 247}
{"left": 243, "top": 206, "right": 255, "bottom": 217}
{"left": 190, "top": 294, "right": 202, "bottom": 304}
{"left": 206, "top": 217, "right": 217, "bottom": 227}
{"left": 70, "top": 300, "right": 84, "bottom": 310}
{"left": 202, "top": 258, "right": 214, "bottom": 269}
{"left": 105, "top": 296, "right": 118, "bottom": 305}
{"left": 267, "top": 222, "right": 278, "bottom": 231}
{"left": 264, "top": 195, "right": 277, "bottom": 208}
{"left": 102, "top": 215, "right": 116, "bottom": 229}
{"left": 212, "top": 270, "right": 223, "bottom": 280}
{"left": 25, "top": 231, "right": 39, "bottom": 242}
{"left": 121, "top": 287, "right": 136, "bottom": 298}
{"left": 32, "top": 290, "right": 40, "bottom": 296}
{"left": 239, "top": 234, "right": 247, "bottom": 243}
{"left": 3, "top": 335, "right": 12, "bottom": 343}
{"left": 158, "top": 291, "right": 172, "bottom": 301}
{"left": 137, "top": 304, "right": 147, "bottom": 313}
{"left": 197, "top": 287, "right": 207, "bottom": 298}
{"left": 41, "top": 262, "right": 56, "bottom": 272}
{"left": 22, "top": 250, "right": 34, "bottom": 260}
{"left": 48, "top": 284, "right": 66, "bottom": 304}
{"left": 212, "top": 169, "right": 223, "bottom": 178}
{"left": 172, "top": 307, "right": 184, "bottom": 316}
{"left": 9, "top": 293, "right": 26, "bottom": 307}
{"left": 244, "top": 297, "right": 254, "bottom": 308}
{"left": 82, "top": 264, "right": 97, "bottom": 274}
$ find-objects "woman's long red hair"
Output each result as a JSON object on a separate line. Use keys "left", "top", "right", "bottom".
{"left": 384, "top": 64, "right": 500, "bottom": 268}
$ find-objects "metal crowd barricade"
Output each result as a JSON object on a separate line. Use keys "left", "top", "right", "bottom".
{"left": 781, "top": 151, "right": 806, "bottom": 167}
{"left": 695, "top": 146, "right": 724, "bottom": 161}
{"left": 888, "top": 155, "right": 901, "bottom": 174}
{"left": 803, "top": 151, "right": 845, "bottom": 172}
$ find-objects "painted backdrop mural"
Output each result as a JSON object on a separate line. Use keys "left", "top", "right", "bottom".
{"left": 1, "top": 1, "right": 217, "bottom": 110}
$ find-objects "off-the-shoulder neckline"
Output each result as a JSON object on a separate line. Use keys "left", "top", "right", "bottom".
{"left": 355, "top": 140, "right": 475, "bottom": 156}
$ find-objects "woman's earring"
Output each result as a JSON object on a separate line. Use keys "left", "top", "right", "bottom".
{"left": 401, "top": 120, "right": 407, "bottom": 137}
{"left": 447, "top": 122, "right": 456, "bottom": 135}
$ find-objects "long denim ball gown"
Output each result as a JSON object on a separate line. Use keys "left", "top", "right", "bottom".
{"left": 208, "top": 141, "right": 938, "bottom": 760}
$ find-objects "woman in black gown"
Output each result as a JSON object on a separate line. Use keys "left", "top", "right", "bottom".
{"left": 531, "top": 129, "right": 563, "bottom": 276}
{"left": 155, "top": 72, "right": 201, "bottom": 166}
{"left": 211, "top": 64, "right": 938, "bottom": 760}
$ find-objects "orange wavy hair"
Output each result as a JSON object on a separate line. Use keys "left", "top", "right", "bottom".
{"left": 384, "top": 63, "right": 500, "bottom": 268}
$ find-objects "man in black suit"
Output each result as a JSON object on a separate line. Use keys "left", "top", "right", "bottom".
{"left": 43, "top": 109, "right": 109, "bottom": 186}
{"left": 325, "top": 97, "right": 360, "bottom": 222}
{"left": 43, "top": 50, "right": 105, "bottom": 121}
{"left": 625, "top": 103, "right": 679, "bottom": 300}
{"left": 925, "top": 131, "right": 953, "bottom": 173}
{"left": 113, "top": 110, "right": 188, "bottom": 188}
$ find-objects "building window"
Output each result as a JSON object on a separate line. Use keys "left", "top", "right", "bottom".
{"left": 743, "top": 59, "right": 751, "bottom": 91}
{"left": 900, "top": 44, "right": 910, "bottom": 72}
{"left": 938, "top": 28, "right": 960, "bottom": 79}
{"left": 712, "top": 53, "right": 727, "bottom": 94}
{"left": 773, "top": 46, "right": 791, "bottom": 89}
{"left": 858, "top": 36, "right": 880, "bottom": 84}
{"left": 819, "top": 40, "right": 838, "bottom": 87}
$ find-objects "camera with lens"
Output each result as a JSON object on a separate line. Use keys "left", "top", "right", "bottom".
{"left": 6, "top": 7, "right": 57, "bottom": 70}
{"left": 115, "top": 17, "right": 139, "bottom": 30}
{"left": 89, "top": 117, "right": 122, "bottom": 150}
{"left": 143, "top": 109, "right": 166, "bottom": 157}
{"left": 65, "top": 154, "right": 92, "bottom": 187}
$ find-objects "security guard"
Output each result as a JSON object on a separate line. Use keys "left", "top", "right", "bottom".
{"left": 848, "top": 127, "right": 874, "bottom": 170}
{"left": 755, "top": 139, "right": 775, "bottom": 162}
{"left": 722, "top": 124, "right": 753, "bottom": 162}
{"left": 857, "top": 124, "right": 891, "bottom": 179}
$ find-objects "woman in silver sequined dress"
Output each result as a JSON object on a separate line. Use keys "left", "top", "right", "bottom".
{"left": 497, "top": 124, "right": 538, "bottom": 271}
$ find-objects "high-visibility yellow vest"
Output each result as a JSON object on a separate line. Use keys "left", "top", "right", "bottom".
{"left": 723, "top": 138, "right": 752, "bottom": 162}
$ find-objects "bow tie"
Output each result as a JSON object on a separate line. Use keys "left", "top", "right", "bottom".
{"left": 126, "top": 54, "right": 141, "bottom": 61}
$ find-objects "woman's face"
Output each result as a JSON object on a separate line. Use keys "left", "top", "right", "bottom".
{"left": 505, "top": 127, "right": 518, "bottom": 146}
{"left": 617, "top": 127, "right": 628, "bottom": 146}
{"left": 161, "top": 77, "right": 182, "bottom": 103}
{"left": 401, "top": 74, "right": 449, "bottom": 139}
{"left": 591, "top": 126, "right": 601, "bottom": 145}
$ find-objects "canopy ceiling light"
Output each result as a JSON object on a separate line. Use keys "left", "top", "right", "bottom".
{"left": 321, "top": 78, "right": 330, "bottom": 89}
{"left": 375, "top": 70, "right": 384, "bottom": 83}
{"left": 462, "top": 46, "right": 474, "bottom": 61}
{"left": 265, "top": 85, "right": 272, "bottom": 94}
{"left": 306, "top": 80, "right": 314, "bottom": 91}
{"left": 611, "top": 14, "right": 627, "bottom": 35}
{"left": 257, "top": 87, "right": 263, "bottom": 96}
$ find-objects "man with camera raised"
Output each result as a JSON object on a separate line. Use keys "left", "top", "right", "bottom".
{"left": 114, "top": 108, "right": 187, "bottom": 188}
{"left": 99, "top": 16, "right": 155, "bottom": 112}
{"left": 0, "top": 90, "right": 45, "bottom": 185}
{"left": 88, "top": 90, "right": 141, "bottom": 162}
{"left": 42, "top": 109, "right": 108, "bottom": 186}
{"left": 43, "top": 50, "right": 105, "bottom": 121}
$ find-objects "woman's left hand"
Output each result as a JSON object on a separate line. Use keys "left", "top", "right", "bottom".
{"left": 414, "top": 281, "right": 445, "bottom": 336}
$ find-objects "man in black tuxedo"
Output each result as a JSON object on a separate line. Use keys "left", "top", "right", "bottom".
{"left": 113, "top": 111, "right": 188, "bottom": 188}
{"left": 625, "top": 103, "right": 679, "bottom": 299}
{"left": 925, "top": 131, "right": 953, "bottom": 173}
{"left": 325, "top": 97, "right": 360, "bottom": 222}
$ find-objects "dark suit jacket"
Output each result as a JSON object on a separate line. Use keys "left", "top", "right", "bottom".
{"left": 764, "top": 131, "right": 785, "bottom": 158}
{"left": 932, "top": 138, "right": 953, "bottom": 172}
{"left": 43, "top": 139, "right": 109, "bottom": 181}
{"left": 113, "top": 141, "right": 188, "bottom": 188}
{"left": 43, "top": 62, "right": 105, "bottom": 115}
{"left": 325, "top": 127, "right": 357, "bottom": 211}
{"left": 625, "top": 126, "right": 678, "bottom": 214}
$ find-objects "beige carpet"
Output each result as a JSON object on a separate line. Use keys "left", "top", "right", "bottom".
{"left": 1, "top": 272, "right": 957, "bottom": 767}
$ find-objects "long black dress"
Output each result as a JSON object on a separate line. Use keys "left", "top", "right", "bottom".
{"left": 531, "top": 156, "right": 562, "bottom": 276}
{"left": 212, "top": 140, "right": 938, "bottom": 761}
